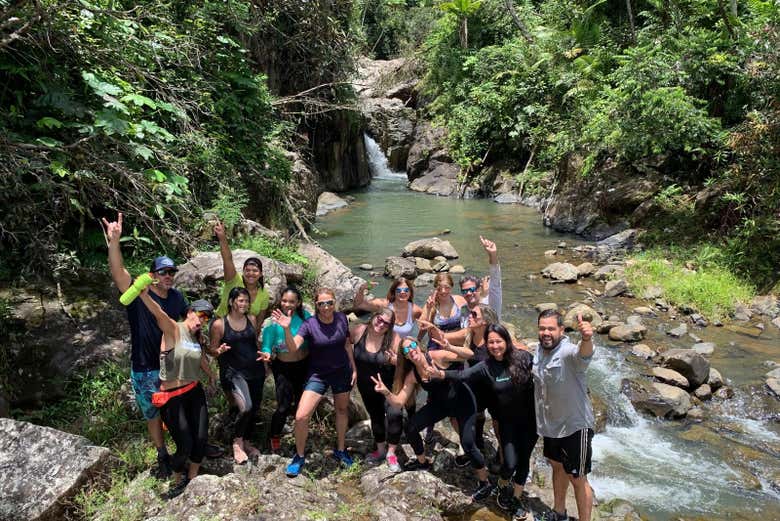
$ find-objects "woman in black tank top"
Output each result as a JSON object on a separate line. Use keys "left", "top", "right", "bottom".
{"left": 209, "top": 287, "right": 270, "bottom": 464}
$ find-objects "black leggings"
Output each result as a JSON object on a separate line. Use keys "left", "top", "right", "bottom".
{"left": 407, "top": 383, "right": 485, "bottom": 469}
{"left": 498, "top": 420, "right": 538, "bottom": 485}
{"left": 221, "top": 367, "right": 265, "bottom": 440}
{"left": 270, "top": 358, "right": 308, "bottom": 438}
{"left": 356, "top": 369, "right": 404, "bottom": 445}
{"left": 160, "top": 383, "right": 208, "bottom": 473}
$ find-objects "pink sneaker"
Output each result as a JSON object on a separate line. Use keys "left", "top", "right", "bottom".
{"left": 386, "top": 453, "right": 401, "bottom": 473}
{"left": 366, "top": 449, "right": 386, "bottom": 463}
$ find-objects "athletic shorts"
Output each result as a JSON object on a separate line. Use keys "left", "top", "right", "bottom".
{"left": 130, "top": 369, "right": 161, "bottom": 420}
{"left": 543, "top": 428, "right": 594, "bottom": 478}
{"left": 304, "top": 366, "right": 353, "bottom": 395}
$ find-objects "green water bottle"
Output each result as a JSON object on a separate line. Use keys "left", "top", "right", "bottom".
{"left": 119, "top": 273, "right": 155, "bottom": 305}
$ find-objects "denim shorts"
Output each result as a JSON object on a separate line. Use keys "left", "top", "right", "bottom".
{"left": 130, "top": 369, "right": 161, "bottom": 420}
{"left": 304, "top": 366, "right": 353, "bottom": 395}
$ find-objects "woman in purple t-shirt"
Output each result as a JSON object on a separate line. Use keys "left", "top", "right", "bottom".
{"left": 271, "top": 287, "right": 357, "bottom": 477}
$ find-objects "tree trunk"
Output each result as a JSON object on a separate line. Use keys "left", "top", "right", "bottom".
{"left": 503, "top": 0, "right": 534, "bottom": 43}
{"left": 625, "top": 0, "right": 636, "bottom": 42}
{"left": 729, "top": 0, "right": 737, "bottom": 17}
{"left": 460, "top": 16, "right": 468, "bottom": 49}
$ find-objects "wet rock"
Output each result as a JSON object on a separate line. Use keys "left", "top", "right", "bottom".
{"left": 688, "top": 332, "right": 703, "bottom": 343}
{"left": 0, "top": 419, "right": 113, "bottom": 521}
{"left": 576, "top": 262, "right": 596, "bottom": 277}
{"left": 385, "top": 256, "right": 417, "bottom": 279}
{"left": 661, "top": 349, "right": 710, "bottom": 388}
{"left": 597, "top": 228, "right": 640, "bottom": 250}
{"left": 651, "top": 367, "right": 689, "bottom": 388}
{"left": 608, "top": 324, "right": 647, "bottom": 342}
{"left": 605, "top": 279, "right": 628, "bottom": 297}
{"left": 541, "top": 262, "right": 579, "bottom": 283}
{"left": 414, "top": 257, "right": 433, "bottom": 274}
{"left": 563, "top": 304, "right": 603, "bottom": 330}
{"left": 767, "top": 378, "right": 780, "bottom": 398}
{"left": 690, "top": 313, "right": 708, "bottom": 327}
{"left": 432, "top": 260, "right": 450, "bottom": 272}
{"left": 415, "top": 273, "right": 435, "bottom": 287}
{"left": 594, "top": 264, "right": 625, "bottom": 281}
{"left": 666, "top": 323, "right": 688, "bottom": 338}
{"left": 772, "top": 317, "right": 780, "bottom": 330}
{"left": 298, "top": 243, "right": 367, "bottom": 311}
{"left": 654, "top": 299, "right": 670, "bottom": 311}
{"left": 692, "top": 342, "right": 715, "bottom": 356}
{"left": 633, "top": 306, "right": 656, "bottom": 316}
{"left": 449, "top": 264, "right": 465, "bottom": 274}
{"left": 714, "top": 386, "right": 734, "bottom": 400}
{"left": 316, "top": 191, "right": 349, "bottom": 216}
{"left": 631, "top": 344, "right": 656, "bottom": 359}
{"left": 596, "top": 498, "right": 646, "bottom": 521}
{"left": 358, "top": 263, "right": 373, "bottom": 271}
{"left": 687, "top": 407, "right": 705, "bottom": 421}
{"left": 766, "top": 368, "right": 780, "bottom": 379}
{"left": 408, "top": 161, "right": 460, "bottom": 196}
{"left": 707, "top": 368, "right": 724, "bottom": 390}
{"left": 402, "top": 237, "right": 459, "bottom": 259}
{"left": 751, "top": 295, "right": 779, "bottom": 317}
{"left": 544, "top": 249, "right": 558, "bottom": 256}
{"left": 360, "top": 465, "right": 472, "bottom": 520}
{"left": 641, "top": 285, "right": 664, "bottom": 299}
{"left": 535, "top": 303, "right": 558, "bottom": 313}
{"left": 591, "top": 393, "right": 608, "bottom": 434}
{"left": 625, "top": 315, "right": 644, "bottom": 326}
{"left": 694, "top": 384, "right": 713, "bottom": 401}
{"left": 725, "top": 323, "right": 763, "bottom": 338}
{"left": 733, "top": 303, "right": 753, "bottom": 321}
{"left": 621, "top": 379, "right": 690, "bottom": 418}
{"left": 597, "top": 321, "right": 623, "bottom": 334}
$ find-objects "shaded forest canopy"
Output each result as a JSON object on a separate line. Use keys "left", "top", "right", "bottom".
{"left": 0, "top": 0, "right": 778, "bottom": 290}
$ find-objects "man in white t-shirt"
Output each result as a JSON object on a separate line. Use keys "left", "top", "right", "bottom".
{"left": 532, "top": 309, "right": 595, "bottom": 521}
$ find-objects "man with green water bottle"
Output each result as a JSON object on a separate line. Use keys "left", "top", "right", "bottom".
{"left": 102, "top": 212, "right": 189, "bottom": 478}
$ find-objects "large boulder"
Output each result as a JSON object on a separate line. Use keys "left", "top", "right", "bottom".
{"left": 662, "top": 349, "right": 711, "bottom": 388}
{"left": 563, "top": 304, "right": 603, "bottom": 330}
{"left": 597, "top": 229, "right": 641, "bottom": 250}
{"left": 385, "top": 256, "right": 417, "bottom": 279}
{"left": 0, "top": 419, "right": 113, "bottom": 521}
{"left": 401, "top": 238, "right": 459, "bottom": 259}
{"left": 751, "top": 295, "right": 779, "bottom": 317}
{"left": 408, "top": 161, "right": 461, "bottom": 196}
{"left": 605, "top": 279, "right": 628, "bottom": 297}
{"left": 651, "top": 367, "right": 689, "bottom": 388}
{"left": 541, "top": 262, "right": 579, "bottom": 283}
{"left": 362, "top": 98, "right": 417, "bottom": 171}
{"left": 621, "top": 379, "right": 691, "bottom": 418}
{"left": 406, "top": 121, "right": 452, "bottom": 182}
{"left": 608, "top": 324, "right": 647, "bottom": 342}
{"left": 315, "top": 191, "right": 349, "bottom": 216}
{"left": 708, "top": 367, "right": 724, "bottom": 390}
{"left": 175, "top": 249, "right": 303, "bottom": 306}
{"left": 298, "top": 242, "right": 367, "bottom": 311}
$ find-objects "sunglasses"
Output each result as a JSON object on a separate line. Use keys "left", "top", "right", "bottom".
{"left": 316, "top": 300, "right": 335, "bottom": 308}
{"left": 402, "top": 341, "right": 418, "bottom": 355}
{"left": 461, "top": 286, "right": 478, "bottom": 294}
{"left": 374, "top": 316, "right": 391, "bottom": 327}
{"left": 195, "top": 311, "right": 212, "bottom": 321}
{"left": 156, "top": 268, "right": 177, "bottom": 276}
{"left": 395, "top": 287, "right": 410, "bottom": 294}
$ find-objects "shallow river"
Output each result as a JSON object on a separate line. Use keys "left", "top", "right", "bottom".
{"left": 314, "top": 137, "right": 780, "bottom": 520}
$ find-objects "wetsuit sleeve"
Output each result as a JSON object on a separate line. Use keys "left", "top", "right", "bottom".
{"left": 488, "top": 263, "right": 502, "bottom": 320}
{"left": 442, "top": 361, "right": 488, "bottom": 384}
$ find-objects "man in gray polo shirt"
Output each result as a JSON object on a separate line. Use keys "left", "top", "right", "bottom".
{"left": 532, "top": 309, "right": 595, "bottom": 521}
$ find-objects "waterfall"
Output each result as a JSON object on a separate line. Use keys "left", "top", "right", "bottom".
{"left": 364, "top": 133, "right": 407, "bottom": 181}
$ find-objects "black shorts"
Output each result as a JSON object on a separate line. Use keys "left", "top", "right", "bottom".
{"left": 543, "top": 428, "right": 594, "bottom": 478}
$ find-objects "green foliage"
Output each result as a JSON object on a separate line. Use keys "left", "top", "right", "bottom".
{"left": 234, "top": 235, "right": 310, "bottom": 267}
{"left": 625, "top": 248, "right": 755, "bottom": 320}
{"left": 209, "top": 187, "right": 250, "bottom": 230}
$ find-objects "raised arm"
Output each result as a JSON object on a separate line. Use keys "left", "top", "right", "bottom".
{"left": 353, "top": 283, "right": 386, "bottom": 313}
{"left": 101, "top": 213, "right": 131, "bottom": 293}
{"left": 214, "top": 221, "right": 237, "bottom": 282}
{"left": 429, "top": 360, "right": 487, "bottom": 383}
{"left": 480, "top": 235, "right": 503, "bottom": 320}
{"left": 138, "top": 289, "right": 177, "bottom": 344}
{"left": 372, "top": 370, "right": 417, "bottom": 408}
{"left": 577, "top": 313, "right": 595, "bottom": 358}
{"left": 271, "top": 308, "right": 305, "bottom": 352}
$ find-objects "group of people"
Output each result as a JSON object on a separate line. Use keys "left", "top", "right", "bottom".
{"left": 102, "top": 213, "right": 597, "bottom": 521}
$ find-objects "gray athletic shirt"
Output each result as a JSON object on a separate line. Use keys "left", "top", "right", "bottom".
{"left": 532, "top": 335, "right": 595, "bottom": 438}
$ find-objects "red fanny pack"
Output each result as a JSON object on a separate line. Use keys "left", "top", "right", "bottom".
{"left": 152, "top": 381, "right": 197, "bottom": 408}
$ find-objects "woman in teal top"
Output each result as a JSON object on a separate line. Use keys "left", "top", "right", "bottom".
{"left": 261, "top": 286, "right": 311, "bottom": 451}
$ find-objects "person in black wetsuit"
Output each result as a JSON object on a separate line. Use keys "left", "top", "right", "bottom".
{"left": 429, "top": 323, "right": 537, "bottom": 519}
{"left": 371, "top": 336, "right": 494, "bottom": 501}
{"left": 350, "top": 307, "right": 404, "bottom": 472}
{"left": 209, "top": 287, "right": 271, "bottom": 463}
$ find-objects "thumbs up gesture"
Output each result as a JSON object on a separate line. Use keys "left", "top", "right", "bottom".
{"left": 577, "top": 313, "right": 593, "bottom": 342}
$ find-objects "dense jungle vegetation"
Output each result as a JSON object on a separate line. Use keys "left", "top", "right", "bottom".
{"left": 1, "top": 0, "right": 778, "bottom": 291}
{"left": 363, "top": 0, "right": 779, "bottom": 291}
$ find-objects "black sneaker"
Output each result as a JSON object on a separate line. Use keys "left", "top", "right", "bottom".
{"left": 403, "top": 458, "right": 432, "bottom": 471}
{"left": 161, "top": 476, "right": 189, "bottom": 500}
{"left": 495, "top": 485, "right": 515, "bottom": 511}
{"left": 454, "top": 454, "right": 471, "bottom": 467}
{"left": 204, "top": 443, "right": 224, "bottom": 459}
{"left": 153, "top": 455, "right": 172, "bottom": 479}
{"left": 535, "top": 510, "right": 568, "bottom": 521}
{"left": 470, "top": 480, "right": 496, "bottom": 501}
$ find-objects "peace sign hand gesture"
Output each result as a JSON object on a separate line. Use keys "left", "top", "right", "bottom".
{"left": 371, "top": 373, "right": 390, "bottom": 396}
